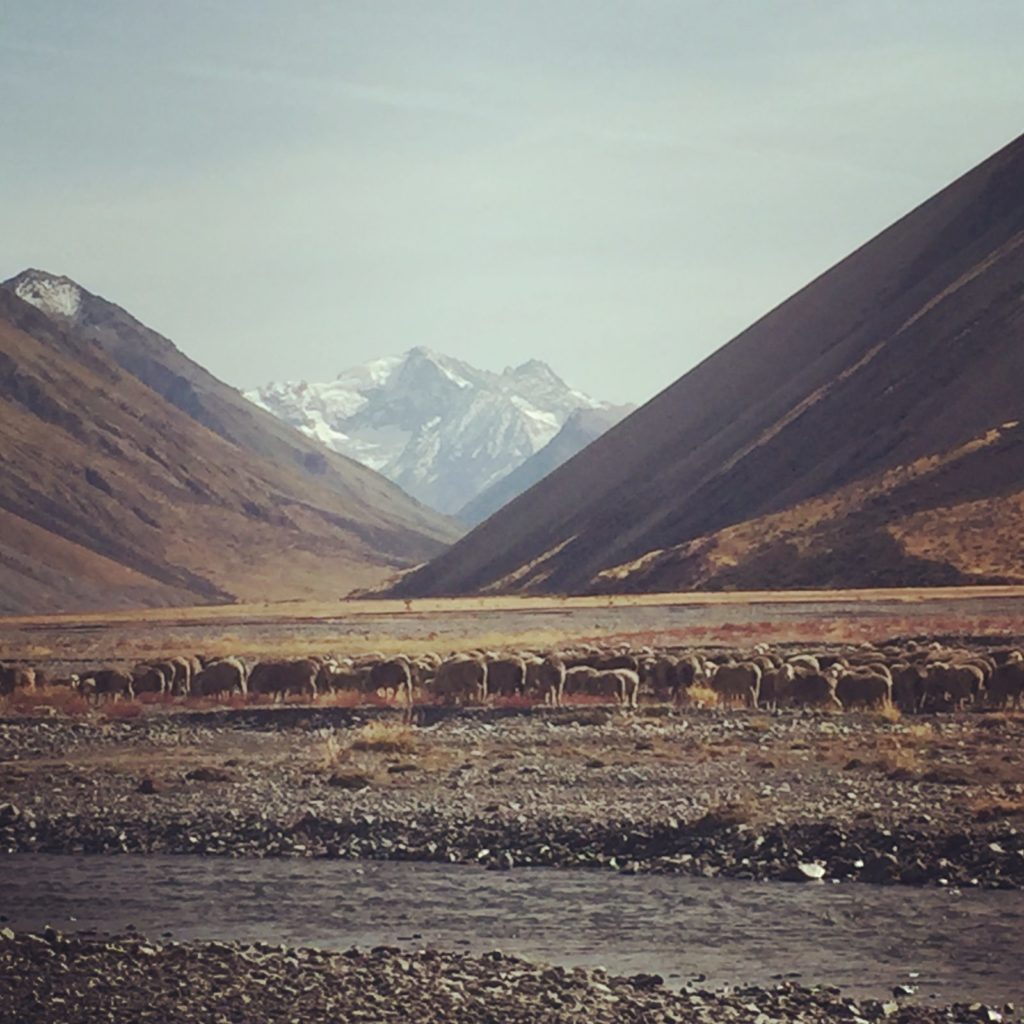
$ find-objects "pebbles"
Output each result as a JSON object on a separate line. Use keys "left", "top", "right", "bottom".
{"left": 1, "top": 710, "right": 1023, "bottom": 888}
{"left": 0, "top": 931, "right": 1013, "bottom": 1024}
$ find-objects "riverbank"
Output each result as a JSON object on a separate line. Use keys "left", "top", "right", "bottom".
{"left": 0, "top": 930, "right": 1016, "bottom": 1024}
{"left": 1, "top": 708, "right": 1023, "bottom": 887}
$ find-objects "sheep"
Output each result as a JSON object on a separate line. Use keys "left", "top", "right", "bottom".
{"left": 192, "top": 657, "right": 247, "bottom": 699}
{"left": 709, "top": 662, "right": 761, "bottom": 709}
{"left": 432, "top": 656, "right": 487, "bottom": 705}
{"left": 248, "top": 659, "right": 318, "bottom": 702}
{"left": 836, "top": 670, "right": 892, "bottom": 711}
{"left": 486, "top": 656, "right": 527, "bottom": 699}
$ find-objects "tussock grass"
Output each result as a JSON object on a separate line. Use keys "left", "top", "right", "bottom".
{"left": 350, "top": 720, "right": 418, "bottom": 755}
{"left": 686, "top": 684, "right": 720, "bottom": 708}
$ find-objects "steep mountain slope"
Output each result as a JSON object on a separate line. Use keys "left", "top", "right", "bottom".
{"left": 246, "top": 349, "right": 615, "bottom": 514}
{"left": 392, "top": 132, "right": 1024, "bottom": 596}
{"left": 4, "top": 270, "right": 456, "bottom": 550}
{"left": 457, "top": 404, "right": 634, "bottom": 526}
{"left": 0, "top": 283, "right": 458, "bottom": 614}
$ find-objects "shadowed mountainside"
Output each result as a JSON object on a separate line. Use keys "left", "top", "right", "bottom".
{"left": 0, "top": 282, "right": 459, "bottom": 614}
{"left": 391, "top": 132, "right": 1024, "bottom": 596}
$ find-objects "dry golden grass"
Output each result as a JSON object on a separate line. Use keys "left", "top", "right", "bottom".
{"left": 970, "top": 795, "right": 1024, "bottom": 822}
{"left": 686, "top": 684, "right": 720, "bottom": 708}
{"left": 314, "top": 733, "right": 348, "bottom": 772}
{"left": 0, "top": 685, "right": 91, "bottom": 717}
{"left": 349, "top": 720, "right": 418, "bottom": 755}
{"left": 873, "top": 703, "right": 902, "bottom": 723}
{"left": 873, "top": 746, "right": 925, "bottom": 779}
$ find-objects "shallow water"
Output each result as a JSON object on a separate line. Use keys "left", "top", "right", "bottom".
{"left": 3, "top": 854, "right": 1023, "bottom": 1005}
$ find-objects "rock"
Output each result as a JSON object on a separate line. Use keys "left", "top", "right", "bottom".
{"left": 184, "top": 767, "right": 234, "bottom": 783}
{"left": 627, "top": 972, "right": 663, "bottom": 990}
{"left": 327, "top": 772, "right": 372, "bottom": 791}
{"left": 780, "top": 862, "right": 826, "bottom": 882}
{"left": 860, "top": 853, "right": 899, "bottom": 883}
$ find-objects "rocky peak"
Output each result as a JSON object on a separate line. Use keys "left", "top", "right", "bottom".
{"left": 7, "top": 269, "right": 84, "bottom": 323}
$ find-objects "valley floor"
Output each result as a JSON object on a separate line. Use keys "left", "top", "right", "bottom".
{"left": 3, "top": 598, "right": 1024, "bottom": 1020}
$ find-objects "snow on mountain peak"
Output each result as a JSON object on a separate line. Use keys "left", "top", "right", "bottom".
{"left": 11, "top": 269, "right": 83, "bottom": 321}
{"left": 246, "top": 348, "right": 618, "bottom": 515}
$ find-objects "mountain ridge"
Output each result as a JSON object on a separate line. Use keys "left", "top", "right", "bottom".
{"left": 389, "top": 132, "right": 1024, "bottom": 597}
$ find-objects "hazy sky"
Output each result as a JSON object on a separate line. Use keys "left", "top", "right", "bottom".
{"left": 3, "top": 2, "right": 1023, "bottom": 403}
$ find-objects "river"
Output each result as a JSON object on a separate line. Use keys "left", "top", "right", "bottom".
{"left": 3, "top": 854, "right": 1022, "bottom": 1005}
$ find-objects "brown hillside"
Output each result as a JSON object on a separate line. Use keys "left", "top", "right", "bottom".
{"left": 596, "top": 422, "right": 1024, "bottom": 591}
{"left": 392, "top": 132, "right": 1024, "bottom": 597}
{"left": 0, "top": 287, "right": 458, "bottom": 614}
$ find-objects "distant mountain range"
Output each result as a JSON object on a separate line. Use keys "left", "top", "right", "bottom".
{"left": 0, "top": 270, "right": 458, "bottom": 613}
{"left": 391, "top": 132, "right": 1024, "bottom": 597}
{"left": 246, "top": 350, "right": 630, "bottom": 518}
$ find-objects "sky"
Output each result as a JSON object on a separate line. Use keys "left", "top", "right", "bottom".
{"left": 2, "top": 2, "right": 1023, "bottom": 405}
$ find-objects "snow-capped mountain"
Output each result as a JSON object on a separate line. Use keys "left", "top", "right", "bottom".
{"left": 247, "top": 348, "right": 618, "bottom": 514}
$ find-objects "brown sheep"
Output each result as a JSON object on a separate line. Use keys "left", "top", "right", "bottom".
{"left": 529, "top": 654, "right": 566, "bottom": 707}
{"left": 249, "top": 659, "right": 318, "bottom": 702}
{"left": 585, "top": 668, "right": 639, "bottom": 707}
{"left": 836, "top": 670, "right": 892, "bottom": 711}
{"left": 988, "top": 655, "right": 1024, "bottom": 709}
{"left": 786, "top": 669, "right": 842, "bottom": 710}
{"left": 369, "top": 657, "right": 414, "bottom": 705}
{"left": 328, "top": 665, "right": 373, "bottom": 695}
{"left": 432, "top": 656, "right": 487, "bottom": 705}
{"left": 90, "top": 668, "right": 134, "bottom": 704}
{"left": 193, "top": 658, "right": 247, "bottom": 699}
{"left": 486, "top": 656, "right": 527, "bottom": 699}
{"left": 131, "top": 665, "right": 168, "bottom": 696}
{"left": 563, "top": 665, "right": 598, "bottom": 698}
{"left": 923, "top": 663, "right": 983, "bottom": 710}
{"left": 760, "top": 663, "right": 795, "bottom": 710}
{"left": 890, "top": 663, "right": 926, "bottom": 713}
{"left": 647, "top": 655, "right": 696, "bottom": 704}
{"left": 710, "top": 662, "right": 761, "bottom": 709}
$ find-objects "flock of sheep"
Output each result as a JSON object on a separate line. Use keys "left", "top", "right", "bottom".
{"left": 2, "top": 638, "right": 1024, "bottom": 712}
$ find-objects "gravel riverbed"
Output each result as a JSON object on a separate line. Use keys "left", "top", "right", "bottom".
{"left": 1, "top": 707, "right": 1022, "bottom": 887}
{"left": 0, "top": 930, "right": 1017, "bottom": 1024}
